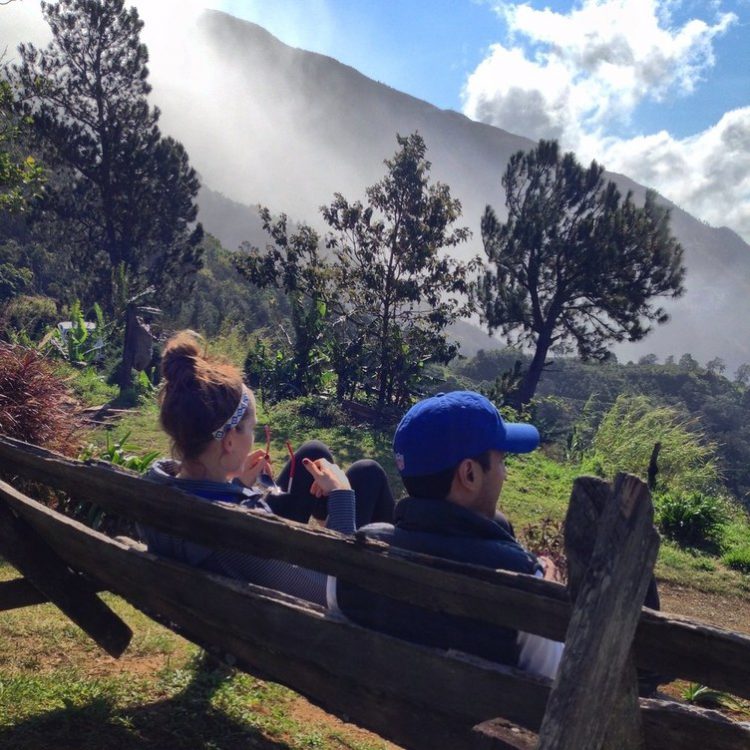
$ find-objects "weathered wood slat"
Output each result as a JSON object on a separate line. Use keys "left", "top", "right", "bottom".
{"left": 537, "top": 474, "right": 660, "bottom": 750}
{"left": 562, "top": 476, "right": 646, "bottom": 750}
{"left": 0, "top": 577, "right": 51, "bottom": 610}
{"left": 0, "top": 436, "right": 571, "bottom": 638}
{"left": 1, "top": 436, "right": 749, "bottom": 701}
{"left": 641, "top": 699, "right": 750, "bottom": 750}
{"left": 1, "top": 478, "right": 749, "bottom": 750}
{"left": 0, "top": 497, "right": 132, "bottom": 657}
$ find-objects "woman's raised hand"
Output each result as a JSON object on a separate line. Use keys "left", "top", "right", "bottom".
{"left": 303, "top": 457, "right": 351, "bottom": 497}
{"left": 238, "top": 449, "right": 273, "bottom": 487}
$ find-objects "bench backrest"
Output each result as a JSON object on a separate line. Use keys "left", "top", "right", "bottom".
{"left": 0, "top": 436, "right": 748, "bottom": 750}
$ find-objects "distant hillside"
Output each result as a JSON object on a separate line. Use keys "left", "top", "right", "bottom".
{"left": 155, "top": 10, "right": 750, "bottom": 371}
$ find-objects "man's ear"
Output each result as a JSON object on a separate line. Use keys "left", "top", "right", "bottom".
{"left": 455, "top": 458, "right": 477, "bottom": 490}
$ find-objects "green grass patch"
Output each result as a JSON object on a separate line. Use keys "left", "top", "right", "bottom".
{"left": 723, "top": 546, "right": 750, "bottom": 574}
{"left": 500, "top": 449, "right": 580, "bottom": 528}
{"left": 0, "top": 561, "right": 388, "bottom": 750}
{"left": 59, "top": 364, "right": 119, "bottom": 407}
{"left": 655, "top": 541, "right": 750, "bottom": 595}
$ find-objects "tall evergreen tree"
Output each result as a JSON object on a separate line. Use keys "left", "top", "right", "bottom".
{"left": 12, "top": 0, "right": 202, "bottom": 311}
{"left": 323, "top": 132, "right": 474, "bottom": 407}
{"left": 474, "top": 140, "right": 685, "bottom": 407}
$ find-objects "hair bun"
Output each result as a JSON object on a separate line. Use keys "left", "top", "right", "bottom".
{"left": 161, "top": 331, "right": 203, "bottom": 385}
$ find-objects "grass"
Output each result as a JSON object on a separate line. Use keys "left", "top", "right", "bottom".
{"left": 0, "top": 562, "right": 389, "bottom": 750}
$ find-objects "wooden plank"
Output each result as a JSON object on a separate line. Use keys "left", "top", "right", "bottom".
{"left": 563, "top": 475, "right": 645, "bottom": 750}
{"left": 641, "top": 698, "right": 750, "bottom": 750}
{"left": 1, "top": 437, "right": 750, "bottom": 700}
{"left": 0, "top": 498, "right": 132, "bottom": 657}
{"left": 2, "top": 479, "right": 748, "bottom": 750}
{"left": 472, "top": 719, "right": 538, "bottom": 749}
{"left": 537, "top": 474, "right": 660, "bottom": 750}
{"left": 0, "top": 577, "right": 51, "bottom": 610}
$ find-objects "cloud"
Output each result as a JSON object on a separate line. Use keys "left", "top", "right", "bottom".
{"left": 600, "top": 107, "right": 750, "bottom": 239}
{"left": 462, "top": 1, "right": 748, "bottom": 240}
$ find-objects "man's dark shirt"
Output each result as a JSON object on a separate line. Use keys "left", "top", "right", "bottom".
{"left": 336, "top": 495, "right": 541, "bottom": 667}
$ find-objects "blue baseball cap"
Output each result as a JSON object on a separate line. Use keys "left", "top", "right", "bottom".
{"left": 393, "top": 391, "right": 540, "bottom": 477}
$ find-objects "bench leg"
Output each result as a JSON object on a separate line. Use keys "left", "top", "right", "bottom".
{"left": 0, "top": 492, "right": 132, "bottom": 657}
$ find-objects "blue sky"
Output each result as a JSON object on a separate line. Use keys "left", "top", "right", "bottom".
{"left": 211, "top": 0, "right": 750, "bottom": 242}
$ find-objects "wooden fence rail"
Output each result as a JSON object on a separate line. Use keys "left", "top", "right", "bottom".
{"left": 1, "top": 435, "right": 749, "bottom": 750}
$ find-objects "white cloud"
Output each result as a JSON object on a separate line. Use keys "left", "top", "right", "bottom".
{"left": 462, "top": 1, "right": 748, "bottom": 240}
{"left": 600, "top": 107, "right": 750, "bottom": 239}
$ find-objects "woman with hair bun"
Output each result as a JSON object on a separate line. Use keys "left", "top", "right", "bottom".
{"left": 143, "top": 330, "right": 394, "bottom": 606}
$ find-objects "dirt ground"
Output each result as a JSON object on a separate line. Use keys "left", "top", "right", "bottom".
{"left": 658, "top": 582, "right": 750, "bottom": 634}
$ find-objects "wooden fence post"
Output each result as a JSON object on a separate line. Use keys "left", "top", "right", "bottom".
{"left": 536, "top": 474, "right": 659, "bottom": 750}
{"left": 0, "top": 493, "right": 132, "bottom": 657}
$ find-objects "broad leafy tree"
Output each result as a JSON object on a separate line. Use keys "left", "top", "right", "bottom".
{"left": 12, "top": 0, "right": 202, "bottom": 311}
{"left": 0, "top": 77, "right": 43, "bottom": 214}
{"left": 235, "top": 208, "right": 336, "bottom": 398}
{"left": 474, "top": 140, "right": 685, "bottom": 407}
{"left": 323, "top": 132, "right": 474, "bottom": 407}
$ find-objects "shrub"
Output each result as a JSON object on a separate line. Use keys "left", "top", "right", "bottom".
{"left": 588, "top": 394, "right": 721, "bottom": 495}
{"left": 655, "top": 490, "right": 729, "bottom": 550}
{"left": 0, "top": 294, "right": 57, "bottom": 342}
{"left": 520, "top": 516, "right": 568, "bottom": 583}
{"left": 722, "top": 546, "right": 750, "bottom": 574}
{"left": 0, "top": 342, "right": 81, "bottom": 453}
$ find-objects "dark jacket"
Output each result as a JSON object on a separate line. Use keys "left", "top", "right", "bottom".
{"left": 336, "top": 496, "right": 542, "bottom": 666}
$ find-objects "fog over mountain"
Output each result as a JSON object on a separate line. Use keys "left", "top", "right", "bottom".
{"left": 157, "top": 11, "right": 748, "bottom": 369}
{"left": 8, "top": 5, "right": 747, "bottom": 369}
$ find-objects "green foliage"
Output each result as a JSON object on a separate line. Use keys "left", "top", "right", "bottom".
{"left": 235, "top": 211, "right": 333, "bottom": 397}
{"left": 474, "top": 139, "right": 685, "bottom": 406}
{"left": 0, "top": 294, "right": 57, "bottom": 342}
{"left": 655, "top": 490, "right": 729, "bottom": 550}
{"left": 323, "top": 132, "right": 475, "bottom": 407}
{"left": 80, "top": 430, "right": 159, "bottom": 473}
{"left": 588, "top": 394, "right": 721, "bottom": 495}
{"left": 0, "top": 77, "right": 45, "bottom": 213}
{"left": 681, "top": 683, "right": 745, "bottom": 710}
{"left": 243, "top": 337, "right": 300, "bottom": 404}
{"left": 722, "top": 546, "right": 750, "bottom": 574}
{"left": 12, "top": 0, "right": 203, "bottom": 312}
{"left": 46, "top": 299, "right": 107, "bottom": 366}
{"left": 172, "top": 236, "right": 281, "bottom": 337}
{"left": 113, "top": 369, "right": 156, "bottom": 408}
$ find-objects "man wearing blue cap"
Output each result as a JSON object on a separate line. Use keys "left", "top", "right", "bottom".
{"left": 336, "top": 390, "right": 563, "bottom": 678}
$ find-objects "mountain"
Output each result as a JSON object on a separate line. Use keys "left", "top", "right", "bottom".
{"left": 152, "top": 10, "right": 750, "bottom": 371}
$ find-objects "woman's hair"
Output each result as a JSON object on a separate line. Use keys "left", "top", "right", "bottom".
{"left": 159, "top": 331, "right": 253, "bottom": 460}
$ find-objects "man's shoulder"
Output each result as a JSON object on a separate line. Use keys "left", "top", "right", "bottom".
{"left": 358, "top": 497, "right": 539, "bottom": 576}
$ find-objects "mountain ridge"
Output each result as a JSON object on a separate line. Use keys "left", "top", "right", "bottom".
{"left": 155, "top": 10, "right": 749, "bottom": 370}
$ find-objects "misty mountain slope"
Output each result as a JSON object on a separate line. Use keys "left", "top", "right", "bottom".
{"left": 157, "top": 10, "right": 750, "bottom": 370}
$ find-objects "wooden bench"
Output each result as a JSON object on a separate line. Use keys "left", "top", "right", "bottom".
{"left": 0, "top": 435, "right": 748, "bottom": 750}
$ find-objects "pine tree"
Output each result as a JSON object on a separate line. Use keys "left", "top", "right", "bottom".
{"left": 474, "top": 140, "right": 685, "bottom": 407}
{"left": 12, "top": 0, "right": 202, "bottom": 311}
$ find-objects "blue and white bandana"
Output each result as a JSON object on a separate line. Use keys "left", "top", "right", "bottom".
{"left": 212, "top": 391, "right": 250, "bottom": 440}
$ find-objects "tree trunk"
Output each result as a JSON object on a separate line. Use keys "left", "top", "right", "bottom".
{"left": 516, "top": 328, "right": 553, "bottom": 407}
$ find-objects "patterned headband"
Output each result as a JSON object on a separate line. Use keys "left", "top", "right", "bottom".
{"left": 212, "top": 391, "right": 250, "bottom": 440}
